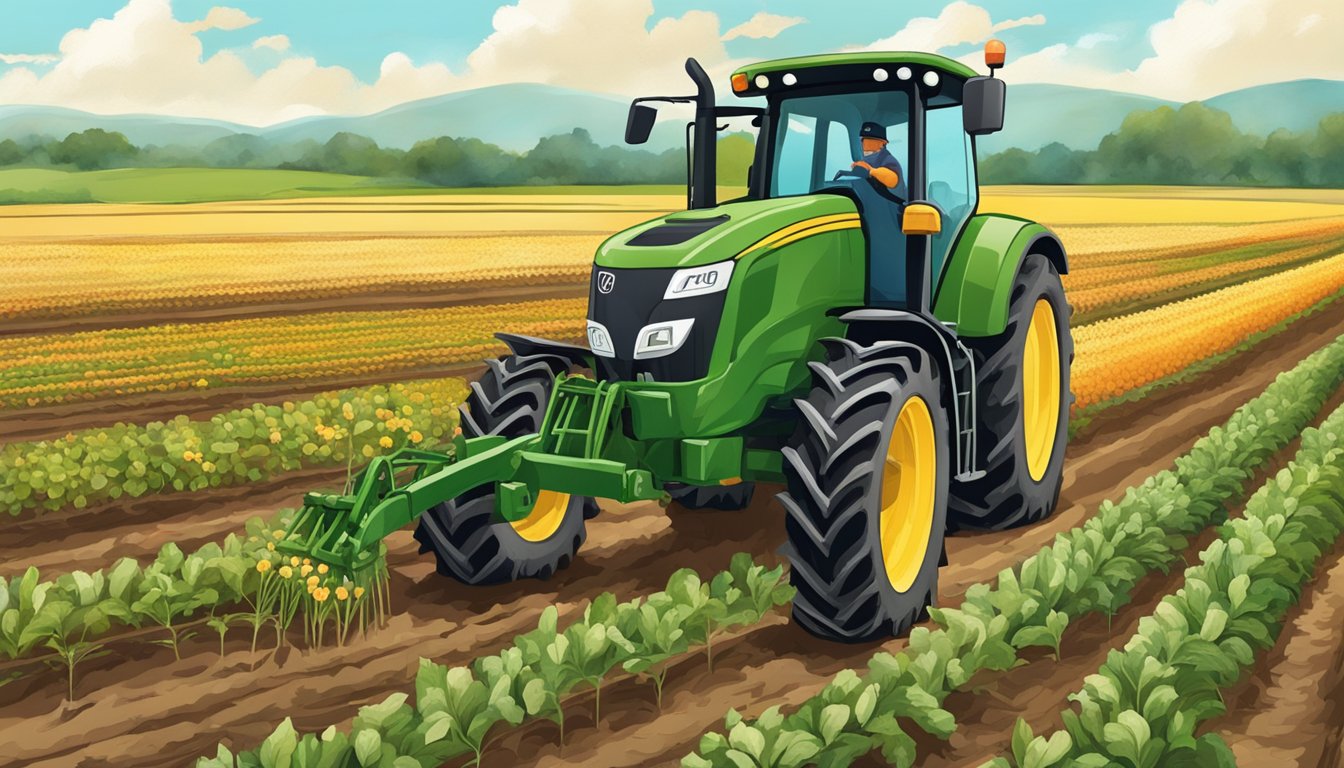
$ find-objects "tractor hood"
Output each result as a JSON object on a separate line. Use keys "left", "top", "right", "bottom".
{"left": 595, "top": 194, "right": 860, "bottom": 269}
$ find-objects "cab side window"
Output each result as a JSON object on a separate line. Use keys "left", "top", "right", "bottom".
{"left": 925, "top": 104, "right": 976, "bottom": 283}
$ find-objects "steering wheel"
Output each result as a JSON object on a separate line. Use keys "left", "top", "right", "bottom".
{"left": 829, "top": 170, "right": 906, "bottom": 205}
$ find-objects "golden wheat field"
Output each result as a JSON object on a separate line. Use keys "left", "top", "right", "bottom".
{"left": 1, "top": 186, "right": 1342, "bottom": 417}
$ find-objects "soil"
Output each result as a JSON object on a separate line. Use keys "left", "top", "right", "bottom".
{"left": 1, "top": 300, "right": 1342, "bottom": 767}
{"left": 1210, "top": 547, "right": 1344, "bottom": 768}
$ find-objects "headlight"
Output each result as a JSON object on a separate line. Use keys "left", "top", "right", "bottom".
{"left": 663, "top": 261, "right": 733, "bottom": 299}
{"left": 634, "top": 318, "right": 695, "bottom": 359}
{"left": 586, "top": 320, "right": 615, "bottom": 357}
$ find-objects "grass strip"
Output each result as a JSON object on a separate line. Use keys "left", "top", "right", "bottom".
{"left": 684, "top": 331, "right": 1344, "bottom": 768}
{"left": 1, "top": 378, "right": 466, "bottom": 517}
{"left": 196, "top": 553, "right": 794, "bottom": 768}
{"left": 989, "top": 400, "right": 1344, "bottom": 768}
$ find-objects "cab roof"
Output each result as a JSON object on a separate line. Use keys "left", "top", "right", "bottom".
{"left": 731, "top": 51, "right": 978, "bottom": 98}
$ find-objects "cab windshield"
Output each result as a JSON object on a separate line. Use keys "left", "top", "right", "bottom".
{"left": 768, "top": 89, "right": 912, "bottom": 198}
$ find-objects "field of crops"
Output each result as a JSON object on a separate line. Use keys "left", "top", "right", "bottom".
{"left": 3, "top": 186, "right": 1344, "bottom": 767}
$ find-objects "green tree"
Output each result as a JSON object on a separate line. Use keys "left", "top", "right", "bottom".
{"left": 0, "top": 139, "right": 23, "bottom": 166}
{"left": 49, "top": 129, "right": 138, "bottom": 170}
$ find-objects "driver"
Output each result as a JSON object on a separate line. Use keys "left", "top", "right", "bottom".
{"left": 850, "top": 122, "right": 905, "bottom": 196}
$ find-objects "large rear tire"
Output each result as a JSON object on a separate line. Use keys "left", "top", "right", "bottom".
{"left": 414, "top": 353, "right": 598, "bottom": 584}
{"left": 781, "top": 339, "right": 950, "bottom": 642}
{"left": 947, "top": 253, "right": 1073, "bottom": 531}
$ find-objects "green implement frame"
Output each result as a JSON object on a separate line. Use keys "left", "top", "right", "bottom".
{"left": 278, "top": 374, "right": 661, "bottom": 573}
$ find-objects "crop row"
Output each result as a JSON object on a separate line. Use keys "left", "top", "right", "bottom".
{"left": 0, "top": 379, "right": 467, "bottom": 515}
{"left": 1071, "top": 252, "right": 1344, "bottom": 408}
{"left": 0, "top": 298, "right": 585, "bottom": 408}
{"left": 993, "top": 400, "right": 1344, "bottom": 768}
{"left": 1, "top": 235, "right": 598, "bottom": 322}
{"left": 683, "top": 330, "right": 1344, "bottom": 768}
{"left": 0, "top": 512, "right": 389, "bottom": 700}
{"left": 1063, "top": 234, "right": 1344, "bottom": 319}
{"left": 198, "top": 553, "right": 794, "bottom": 768}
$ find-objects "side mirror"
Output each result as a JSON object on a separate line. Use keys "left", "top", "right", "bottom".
{"left": 746, "top": 164, "right": 755, "bottom": 190}
{"left": 625, "top": 103, "right": 658, "bottom": 145}
{"left": 963, "top": 76, "right": 1005, "bottom": 135}
{"left": 902, "top": 203, "right": 942, "bottom": 235}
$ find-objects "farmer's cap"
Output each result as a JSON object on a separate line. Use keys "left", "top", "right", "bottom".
{"left": 859, "top": 122, "right": 887, "bottom": 142}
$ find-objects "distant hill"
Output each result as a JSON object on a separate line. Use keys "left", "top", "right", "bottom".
{"left": 259, "top": 83, "right": 641, "bottom": 151}
{"left": 0, "top": 105, "right": 251, "bottom": 148}
{"left": 978, "top": 84, "right": 1177, "bottom": 153}
{"left": 0, "top": 79, "right": 1338, "bottom": 155}
{"left": 1202, "top": 79, "right": 1344, "bottom": 136}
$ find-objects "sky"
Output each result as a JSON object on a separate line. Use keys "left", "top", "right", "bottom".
{"left": 0, "top": 0, "right": 1338, "bottom": 126}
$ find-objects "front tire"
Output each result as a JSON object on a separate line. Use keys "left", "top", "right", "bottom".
{"left": 414, "top": 352, "right": 597, "bottom": 584}
{"left": 781, "top": 339, "right": 950, "bottom": 642}
{"left": 947, "top": 253, "right": 1073, "bottom": 531}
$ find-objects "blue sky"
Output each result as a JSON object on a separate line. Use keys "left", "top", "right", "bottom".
{"left": 0, "top": 0, "right": 1336, "bottom": 125}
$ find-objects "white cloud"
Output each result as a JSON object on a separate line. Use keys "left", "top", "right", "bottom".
{"left": 861, "top": 1, "right": 1044, "bottom": 52}
{"left": 463, "top": 0, "right": 732, "bottom": 96}
{"left": 1076, "top": 32, "right": 1119, "bottom": 49}
{"left": 252, "top": 34, "right": 290, "bottom": 52}
{"left": 974, "top": 0, "right": 1344, "bottom": 101}
{"left": 0, "top": 53, "right": 58, "bottom": 65}
{"left": 0, "top": 0, "right": 458, "bottom": 125}
{"left": 185, "top": 6, "right": 258, "bottom": 33}
{"left": 722, "top": 12, "right": 805, "bottom": 41}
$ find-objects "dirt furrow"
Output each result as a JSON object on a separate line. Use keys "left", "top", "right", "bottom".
{"left": 0, "top": 467, "right": 349, "bottom": 579}
{"left": 1211, "top": 547, "right": 1344, "bottom": 767}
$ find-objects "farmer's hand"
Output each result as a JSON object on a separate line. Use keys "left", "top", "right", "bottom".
{"left": 851, "top": 161, "right": 873, "bottom": 173}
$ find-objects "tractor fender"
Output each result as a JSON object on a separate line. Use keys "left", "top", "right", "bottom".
{"left": 837, "top": 308, "right": 961, "bottom": 429}
{"left": 932, "top": 214, "right": 1067, "bottom": 338}
{"left": 496, "top": 333, "right": 595, "bottom": 370}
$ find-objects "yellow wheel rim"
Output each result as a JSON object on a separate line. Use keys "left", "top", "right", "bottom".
{"left": 880, "top": 396, "right": 937, "bottom": 593}
{"left": 1022, "top": 298, "right": 1062, "bottom": 482}
{"left": 509, "top": 490, "right": 571, "bottom": 543}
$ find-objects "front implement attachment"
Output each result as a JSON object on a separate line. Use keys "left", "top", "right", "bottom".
{"left": 277, "top": 435, "right": 535, "bottom": 573}
{"left": 276, "top": 374, "right": 664, "bottom": 574}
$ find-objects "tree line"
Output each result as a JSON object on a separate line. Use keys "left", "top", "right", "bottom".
{"left": 0, "top": 100, "right": 1339, "bottom": 188}
{"left": 979, "top": 103, "right": 1344, "bottom": 187}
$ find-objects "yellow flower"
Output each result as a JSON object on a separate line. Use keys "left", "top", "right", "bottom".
{"left": 379, "top": 436, "right": 393, "bottom": 449}
{"left": 336, "top": 586, "right": 350, "bottom": 601}
{"left": 301, "top": 564, "right": 314, "bottom": 577}
{"left": 402, "top": 405, "right": 413, "bottom": 416}
{"left": 342, "top": 402, "right": 355, "bottom": 421}
{"left": 313, "top": 587, "right": 330, "bottom": 603}
{"left": 354, "top": 586, "right": 366, "bottom": 599}
{"left": 201, "top": 461, "right": 216, "bottom": 473}
{"left": 279, "top": 565, "right": 293, "bottom": 579}
{"left": 290, "top": 555, "right": 300, "bottom": 566}
{"left": 256, "top": 559, "right": 272, "bottom": 573}
{"left": 410, "top": 430, "right": 423, "bottom": 444}
{"left": 317, "top": 563, "right": 329, "bottom": 575}
{"left": 453, "top": 426, "right": 463, "bottom": 437}
{"left": 195, "top": 378, "right": 209, "bottom": 388}
{"left": 182, "top": 450, "right": 195, "bottom": 462}
{"left": 303, "top": 558, "right": 311, "bottom": 565}
{"left": 266, "top": 542, "right": 275, "bottom": 551}
{"left": 307, "top": 575, "right": 319, "bottom": 588}
{"left": 269, "top": 431, "right": 282, "bottom": 444}
{"left": 273, "top": 530, "right": 286, "bottom": 540}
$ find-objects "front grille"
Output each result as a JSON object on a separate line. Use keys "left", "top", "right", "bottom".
{"left": 587, "top": 265, "right": 727, "bottom": 383}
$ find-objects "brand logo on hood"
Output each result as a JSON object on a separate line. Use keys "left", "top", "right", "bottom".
{"left": 597, "top": 271, "right": 616, "bottom": 294}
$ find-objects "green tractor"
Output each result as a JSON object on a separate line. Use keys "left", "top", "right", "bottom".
{"left": 282, "top": 43, "right": 1073, "bottom": 642}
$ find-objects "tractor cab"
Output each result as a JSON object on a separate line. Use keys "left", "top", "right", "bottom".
{"left": 625, "top": 49, "right": 1006, "bottom": 313}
